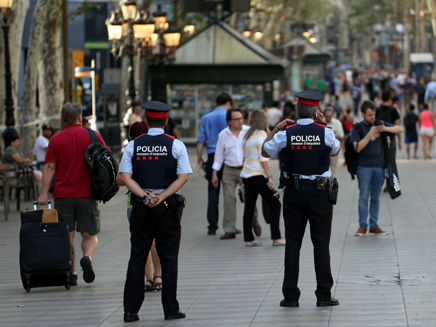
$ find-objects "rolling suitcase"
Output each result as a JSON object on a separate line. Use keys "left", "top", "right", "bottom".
{"left": 19, "top": 201, "right": 73, "bottom": 292}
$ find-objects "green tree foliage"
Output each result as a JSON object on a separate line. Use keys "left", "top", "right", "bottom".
{"left": 68, "top": 0, "right": 100, "bottom": 21}
{"left": 253, "top": 0, "right": 329, "bottom": 21}
{"left": 349, "top": 0, "right": 411, "bottom": 31}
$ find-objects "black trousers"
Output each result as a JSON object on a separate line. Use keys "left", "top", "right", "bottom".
{"left": 205, "top": 153, "right": 223, "bottom": 232}
{"left": 282, "top": 183, "right": 333, "bottom": 302}
{"left": 123, "top": 195, "right": 181, "bottom": 316}
{"left": 242, "top": 176, "right": 281, "bottom": 242}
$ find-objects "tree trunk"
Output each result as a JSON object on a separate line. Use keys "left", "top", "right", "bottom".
{"left": 37, "top": 0, "right": 63, "bottom": 132}
{"left": 0, "top": 0, "right": 29, "bottom": 156}
{"left": 21, "top": 0, "right": 46, "bottom": 157}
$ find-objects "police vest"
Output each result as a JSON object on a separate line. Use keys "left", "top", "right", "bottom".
{"left": 132, "top": 133, "right": 177, "bottom": 189}
{"left": 281, "top": 122, "right": 331, "bottom": 175}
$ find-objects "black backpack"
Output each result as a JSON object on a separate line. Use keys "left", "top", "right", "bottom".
{"left": 84, "top": 129, "right": 119, "bottom": 203}
{"left": 344, "top": 123, "right": 363, "bottom": 180}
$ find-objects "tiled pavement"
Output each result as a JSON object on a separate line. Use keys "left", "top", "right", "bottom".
{"left": 1, "top": 146, "right": 436, "bottom": 326}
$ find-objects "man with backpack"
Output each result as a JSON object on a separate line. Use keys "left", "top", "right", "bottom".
{"left": 38, "top": 103, "right": 110, "bottom": 286}
{"left": 350, "top": 101, "right": 403, "bottom": 236}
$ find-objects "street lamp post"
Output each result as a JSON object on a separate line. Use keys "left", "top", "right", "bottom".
{"left": 106, "top": 3, "right": 181, "bottom": 105}
{"left": 106, "top": 0, "right": 138, "bottom": 110}
{"left": 0, "top": 0, "right": 16, "bottom": 143}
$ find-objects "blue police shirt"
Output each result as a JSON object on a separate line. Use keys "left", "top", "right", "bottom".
{"left": 197, "top": 107, "right": 228, "bottom": 154}
{"left": 264, "top": 119, "right": 341, "bottom": 180}
{"left": 120, "top": 128, "right": 193, "bottom": 193}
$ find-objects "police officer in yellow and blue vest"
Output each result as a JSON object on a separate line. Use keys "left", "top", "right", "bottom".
{"left": 261, "top": 91, "right": 341, "bottom": 308}
{"left": 119, "top": 101, "right": 192, "bottom": 322}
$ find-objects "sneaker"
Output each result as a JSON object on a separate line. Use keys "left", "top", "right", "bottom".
{"left": 369, "top": 225, "right": 389, "bottom": 235}
{"left": 80, "top": 256, "right": 95, "bottom": 283}
{"left": 354, "top": 226, "right": 367, "bottom": 236}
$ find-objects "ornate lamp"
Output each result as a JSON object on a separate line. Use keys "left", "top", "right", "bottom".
{"left": 152, "top": 4, "right": 167, "bottom": 32}
{"left": 120, "top": 0, "right": 137, "bottom": 21}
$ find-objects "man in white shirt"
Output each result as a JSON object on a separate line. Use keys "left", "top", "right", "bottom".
{"left": 324, "top": 106, "right": 344, "bottom": 179}
{"left": 212, "top": 109, "right": 260, "bottom": 239}
{"left": 33, "top": 124, "right": 53, "bottom": 162}
{"left": 267, "top": 101, "right": 283, "bottom": 131}
{"left": 129, "top": 104, "right": 143, "bottom": 126}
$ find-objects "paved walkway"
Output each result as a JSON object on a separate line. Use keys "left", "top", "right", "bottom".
{"left": 1, "top": 146, "right": 436, "bottom": 327}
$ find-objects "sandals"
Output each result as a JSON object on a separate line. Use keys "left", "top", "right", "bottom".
{"left": 144, "top": 279, "right": 155, "bottom": 292}
{"left": 154, "top": 275, "right": 162, "bottom": 291}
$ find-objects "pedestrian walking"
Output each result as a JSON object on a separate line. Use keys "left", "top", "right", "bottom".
{"left": 240, "top": 110, "right": 284, "bottom": 247}
{"left": 414, "top": 77, "right": 426, "bottom": 111}
{"left": 196, "top": 92, "right": 233, "bottom": 235}
{"left": 351, "top": 80, "right": 362, "bottom": 116}
{"left": 324, "top": 106, "right": 343, "bottom": 179}
{"left": 33, "top": 124, "right": 53, "bottom": 163}
{"left": 262, "top": 90, "right": 341, "bottom": 308}
{"left": 418, "top": 103, "right": 435, "bottom": 159}
{"left": 120, "top": 101, "right": 192, "bottom": 322}
{"left": 424, "top": 80, "right": 436, "bottom": 115}
{"left": 403, "top": 104, "right": 419, "bottom": 159}
{"left": 351, "top": 101, "right": 403, "bottom": 237}
{"left": 37, "top": 103, "right": 109, "bottom": 286}
{"left": 211, "top": 109, "right": 261, "bottom": 239}
{"left": 376, "top": 90, "right": 401, "bottom": 156}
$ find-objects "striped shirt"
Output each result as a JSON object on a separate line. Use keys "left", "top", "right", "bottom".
{"left": 240, "top": 130, "right": 269, "bottom": 178}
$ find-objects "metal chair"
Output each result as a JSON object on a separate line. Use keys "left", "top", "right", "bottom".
{"left": 0, "top": 163, "right": 37, "bottom": 220}
{"left": 10, "top": 162, "right": 38, "bottom": 210}
{"left": 0, "top": 164, "right": 13, "bottom": 221}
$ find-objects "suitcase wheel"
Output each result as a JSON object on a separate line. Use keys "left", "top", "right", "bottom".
{"left": 65, "top": 274, "right": 70, "bottom": 290}
{"left": 25, "top": 276, "right": 31, "bottom": 292}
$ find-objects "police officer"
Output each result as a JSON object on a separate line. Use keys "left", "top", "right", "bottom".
{"left": 261, "top": 91, "right": 341, "bottom": 308}
{"left": 119, "top": 101, "right": 192, "bottom": 322}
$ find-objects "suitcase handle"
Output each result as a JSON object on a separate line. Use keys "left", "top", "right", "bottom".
{"left": 33, "top": 200, "right": 51, "bottom": 210}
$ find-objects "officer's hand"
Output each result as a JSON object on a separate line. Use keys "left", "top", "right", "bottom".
{"left": 275, "top": 119, "right": 295, "bottom": 131}
{"left": 145, "top": 192, "right": 162, "bottom": 207}
{"left": 315, "top": 111, "right": 324, "bottom": 122}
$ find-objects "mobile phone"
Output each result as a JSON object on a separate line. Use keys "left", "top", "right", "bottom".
{"left": 316, "top": 112, "right": 319, "bottom": 120}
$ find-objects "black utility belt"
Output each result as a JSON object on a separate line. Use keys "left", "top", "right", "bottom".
{"left": 285, "top": 176, "right": 330, "bottom": 191}
{"left": 132, "top": 193, "right": 186, "bottom": 221}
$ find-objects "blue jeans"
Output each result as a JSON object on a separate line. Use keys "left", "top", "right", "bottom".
{"left": 356, "top": 166, "right": 385, "bottom": 230}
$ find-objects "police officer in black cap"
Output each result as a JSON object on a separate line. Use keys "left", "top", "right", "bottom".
{"left": 261, "top": 91, "right": 341, "bottom": 308}
{"left": 119, "top": 101, "right": 192, "bottom": 322}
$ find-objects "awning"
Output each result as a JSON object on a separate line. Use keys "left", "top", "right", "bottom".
{"left": 410, "top": 53, "right": 434, "bottom": 63}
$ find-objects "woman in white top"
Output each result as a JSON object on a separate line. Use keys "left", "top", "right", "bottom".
{"left": 241, "top": 110, "right": 285, "bottom": 247}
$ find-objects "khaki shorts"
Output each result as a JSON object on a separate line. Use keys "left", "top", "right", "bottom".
{"left": 54, "top": 196, "right": 100, "bottom": 234}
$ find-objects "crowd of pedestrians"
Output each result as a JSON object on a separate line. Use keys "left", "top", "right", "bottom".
{"left": 4, "top": 62, "right": 436, "bottom": 323}
{"left": 304, "top": 65, "right": 436, "bottom": 160}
